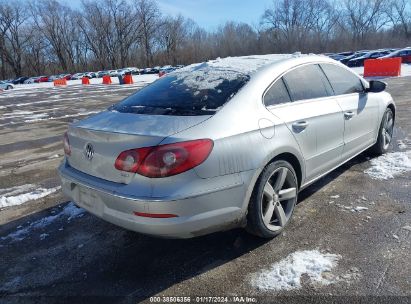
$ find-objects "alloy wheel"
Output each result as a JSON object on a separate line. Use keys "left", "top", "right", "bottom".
{"left": 382, "top": 111, "right": 394, "bottom": 150}
{"left": 261, "top": 167, "right": 297, "bottom": 231}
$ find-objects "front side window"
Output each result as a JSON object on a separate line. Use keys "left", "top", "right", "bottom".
{"left": 283, "top": 64, "right": 332, "bottom": 102}
{"left": 320, "top": 64, "right": 364, "bottom": 95}
{"left": 264, "top": 78, "right": 291, "bottom": 106}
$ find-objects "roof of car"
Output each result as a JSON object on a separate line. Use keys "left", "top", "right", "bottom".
{"left": 168, "top": 53, "right": 314, "bottom": 91}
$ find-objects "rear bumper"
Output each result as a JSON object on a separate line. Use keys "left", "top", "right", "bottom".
{"left": 58, "top": 162, "right": 246, "bottom": 238}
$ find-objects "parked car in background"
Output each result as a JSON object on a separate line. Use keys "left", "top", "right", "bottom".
{"left": 159, "top": 66, "right": 176, "bottom": 77}
{"left": 0, "top": 80, "right": 14, "bottom": 90}
{"left": 340, "top": 51, "right": 368, "bottom": 65}
{"left": 160, "top": 65, "right": 173, "bottom": 70}
{"left": 71, "top": 73, "right": 85, "bottom": 80}
{"left": 347, "top": 50, "right": 390, "bottom": 67}
{"left": 337, "top": 51, "right": 354, "bottom": 57}
{"left": 380, "top": 47, "right": 411, "bottom": 63}
{"left": 59, "top": 54, "right": 395, "bottom": 239}
{"left": 48, "top": 75, "right": 61, "bottom": 82}
{"left": 24, "top": 77, "right": 39, "bottom": 84}
{"left": 12, "top": 77, "right": 29, "bottom": 84}
{"left": 116, "top": 69, "right": 126, "bottom": 76}
{"left": 142, "top": 68, "right": 155, "bottom": 74}
{"left": 33, "top": 76, "right": 47, "bottom": 83}
{"left": 108, "top": 70, "right": 118, "bottom": 77}
{"left": 125, "top": 67, "right": 139, "bottom": 74}
{"left": 97, "top": 71, "right": 108, "bottom": 78}
{"left": 84, "top": 72, "right": 96, "bottom": 79}
{"left": 328, "top": 54, "right": 346, "bottom": 61}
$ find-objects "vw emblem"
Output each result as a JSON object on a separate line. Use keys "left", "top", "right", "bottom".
{"left": 85, "top": 143, "right": 94, "bottom": 160}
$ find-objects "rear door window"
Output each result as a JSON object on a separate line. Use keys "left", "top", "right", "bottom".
{"left": 283, "top": 64, "right": 332, "bottom": 102}
{"left": 320, "top": 64, "right": 364, "bottom": 95}
{"left": 264, "top": 78, "right": 291, "bottom": 106}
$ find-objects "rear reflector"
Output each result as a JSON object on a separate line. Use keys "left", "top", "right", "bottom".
{"left": 134, "top": 212, "right": 178, "bottom": 218}
{"left": 115, "top": 139, "right": 213, "bottom": 178}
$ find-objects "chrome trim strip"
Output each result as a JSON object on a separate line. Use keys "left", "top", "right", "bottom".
{"left": 59, "top": 166, "right": 243, "bottom": 203}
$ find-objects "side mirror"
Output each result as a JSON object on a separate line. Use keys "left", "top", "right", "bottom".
{"left": 366, "top": 80, "right": 386, "bottom": 93}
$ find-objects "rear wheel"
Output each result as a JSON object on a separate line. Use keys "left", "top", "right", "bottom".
{"left": 246, "top": 160, "right": 298, "bottom": 238}
{"left": 6, "top": 85, "right": 12, "bottom": 90}
{"left": 370, "top": 108, "right": 394, "bottom": 155}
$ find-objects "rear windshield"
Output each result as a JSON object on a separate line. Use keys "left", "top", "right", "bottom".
{"left": 110, "top": 73, "right": 250, "bottom": 116}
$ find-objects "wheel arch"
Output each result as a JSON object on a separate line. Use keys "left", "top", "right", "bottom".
{"left": 387, "top": 103, "right": 395, "bottom": 121}
{"left": 240, "top": 149, "right": 305, "bottom": 221}
{"left": 269, "top": 152, "right": 303, "bottom": 189}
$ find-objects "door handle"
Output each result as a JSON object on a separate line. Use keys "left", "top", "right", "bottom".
{"left": 344, "top": 111, "right": 355, "bottom": 119}
{"left": 292, "top": 121, "right": 309, "bottom": 132}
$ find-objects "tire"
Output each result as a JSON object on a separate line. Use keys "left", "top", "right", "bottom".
{"left": 246, "top": 160, "right": 298, "bottom": 238}
{"left": 6, "top": 85, "right": 12, "bottom": 90}
{"left": 370, "top": 108, "right": 394, "bottom": 155}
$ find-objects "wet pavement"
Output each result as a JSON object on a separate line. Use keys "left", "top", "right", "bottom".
{"left": 0, "top": 77, "right": 410, "bottom": 304}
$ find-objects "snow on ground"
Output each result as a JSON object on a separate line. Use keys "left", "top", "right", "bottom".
{"left": 0, "top": 185, "right": 61, "bottom": 208}
{"left": 252, "top": 250, "right": 341, "bottom": 291}
{"left": 9, "top": 74, "right": 158, "bottom": 92}
{"left": 364, "top": 151, "right": 411, "bottom": 180}
{"left": 397, "top": 138, "right": 410, "bottom": 150}
{"left": 1, "top": 202, "right": 84, "bottom": 242}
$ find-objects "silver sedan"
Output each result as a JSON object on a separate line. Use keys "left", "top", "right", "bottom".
{"left": 59, "top": 54, "right": 395, "bottom": 238}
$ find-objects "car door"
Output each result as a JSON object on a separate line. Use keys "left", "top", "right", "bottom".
{"left": 402, "top": 50, "right": 411, "bottom": 63}
{"left": 266, "top": 64, "right": 344, "bottom": 181}
{"left": 320, "top": 63, "right": 379, "bottom": 161}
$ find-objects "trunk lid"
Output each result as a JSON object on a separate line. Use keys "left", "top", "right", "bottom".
{"left": 66, "top": 110, "right": 210, "bottom": 184}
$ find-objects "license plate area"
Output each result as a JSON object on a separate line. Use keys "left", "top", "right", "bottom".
{"left": 77, "top": 186, "right": 101, "bottom": 215}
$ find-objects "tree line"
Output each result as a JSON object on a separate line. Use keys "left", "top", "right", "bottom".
{"left": 0, "top": 0, "right": 410, "bottom": 79}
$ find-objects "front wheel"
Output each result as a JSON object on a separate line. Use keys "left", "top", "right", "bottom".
{"left": 370, "top": 108, "right": 394, "bottom": 155}
{"left": 6, "top": 85, "right": 12, "bottom": 90}
{"left": 246, "top": 160, "right": 298, "bottom": 238}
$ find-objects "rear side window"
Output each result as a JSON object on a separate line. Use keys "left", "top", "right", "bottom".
{"left": 283, "top": 64, "right": 332, "bottom": 102}
{"left": 111, "top": 73, "right": 249, "bottom": 116}
{"left": 320, "top": 64, "right": 364, "bottom": 95}
{"left": 264, "top": 78, "right": 291, "bottom": 106}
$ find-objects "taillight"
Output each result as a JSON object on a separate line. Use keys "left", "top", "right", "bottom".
{"left": 114, "top": 147, "right": 151, "bottom": 173}
{"left": 63, "top": 132, "right": 71, "bottom": 155}
{"left": 114, "top": 139, "right": 213, "bottom": 178}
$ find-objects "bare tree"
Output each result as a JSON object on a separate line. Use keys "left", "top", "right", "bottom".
{"left": 134, "top": 0, "right": 161, "bottom": 66}
{"left": 80, "top": 0, "right": 140, "bottom": 69}
{"left": 30, "top": 0, "right": 80, "bottom": 72}
{"left": 0, "top": 1, "right": 32, "bottom": 77}
{"left": 24, "top": 29, "right": 47, "bottom": 76}
{"left": 261, "top": 0, "right": 323, "bottom": 51}
{"left": 342, "top": 0, "right": 390, "bottom": 47}
{"left": 0, "top": 0, "right": 409, "bottom": 80}
{"left": 159, "top": 15, "right": 192, "bottom": 65}
{"left": 387, "top": 0, "right": 411, "bottom": 39}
